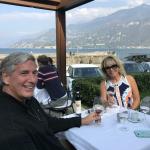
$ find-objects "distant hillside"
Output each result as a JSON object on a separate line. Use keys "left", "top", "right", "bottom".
{"left": 12, "top": 4, "right": 150, "bottom": 49}
{"left": 12, "top": 29, "right": 56, "bottom": 48}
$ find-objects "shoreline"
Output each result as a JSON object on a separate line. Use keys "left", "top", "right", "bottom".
{"left": 0, "top": 48, "right": 150, "bottom": 60}
{"left": 0, "top": 51, "right": 114, "bottom": 66}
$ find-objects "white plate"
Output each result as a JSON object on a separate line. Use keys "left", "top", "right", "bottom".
{"left": 128, "top": 118, "right": 142, "bottom": 123}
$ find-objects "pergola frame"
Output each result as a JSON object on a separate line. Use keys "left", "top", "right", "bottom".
{"left": 0, "top": 0, "right": 94, "bottom": 87}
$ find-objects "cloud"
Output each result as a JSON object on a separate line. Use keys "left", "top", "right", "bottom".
{"left": 95, "top": 0, "right": 150, "bottom": 7}
{"left": 67, "top": 7, "right": 117, "bottom": 24}
{"left": 127, "top": 0, "right": 144, "bottom": 7}
{"left": 67, "top": 0, "right": 150, "bottom": 25}
{"left": 127, "top": 0, "right": 150, "bottom": 7}
{"left": 0, "top": 10, "right": 55, "bottom": 38}
{"left": 0, "top": 11, "right": 54, "bottom": 22}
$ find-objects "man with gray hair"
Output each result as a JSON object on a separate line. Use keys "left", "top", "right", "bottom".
{"left": 0, "top": 52, "right": 100, "bottom": 150}
{"left": 0, "top": 62, "right": 2, "bottom": 86}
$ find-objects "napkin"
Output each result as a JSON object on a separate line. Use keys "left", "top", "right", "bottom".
{"left": 134, "top": 130, "right": 150, "bottom": 138}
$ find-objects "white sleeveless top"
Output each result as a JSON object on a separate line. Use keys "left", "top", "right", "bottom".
{"left": 105, "top": 76, "right": 133, "bottom": 108}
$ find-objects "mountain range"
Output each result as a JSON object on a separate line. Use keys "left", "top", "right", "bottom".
{"left": 12, "top": 4, "right": 150, "bottom": 49}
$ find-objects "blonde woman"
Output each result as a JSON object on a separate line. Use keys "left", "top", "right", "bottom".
{"left": 100, "top": 55, "right": 140, "bottom": 110}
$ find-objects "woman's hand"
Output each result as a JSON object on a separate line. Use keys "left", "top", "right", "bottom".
{"left": 102, "top": 95, "right": 114, "bottom": 107}
{"left": 100, "top": 81, "right": 115, "bottom": 108}
{"left": 107, "top": 94, "right": 114, "bottom": 107}
{"left": 81, "top": 112, "right": 101, "bottom": 125}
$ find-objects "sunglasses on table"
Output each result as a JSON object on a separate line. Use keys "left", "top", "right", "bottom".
{"left": 104, "top": 64, "right": 118, "bottom": 70}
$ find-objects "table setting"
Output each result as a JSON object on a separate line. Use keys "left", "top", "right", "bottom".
{"left": 64, "top": 104, "right": 150, "bottom": 150}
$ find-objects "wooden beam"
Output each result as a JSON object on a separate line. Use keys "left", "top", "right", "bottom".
{"left": 56, "top": 10, "right": 66, "bottom": 87}
{"left": 48, "top": 0, "right": 61, "bottom": 2}
{"left": 0, "top": 0, "right": 57, "bottom": 10}
{"left": 0, "top": 0, "right": 94, "bottom": 11}
{"left": 57, "top": 0, "right": 94, "bottom": 10}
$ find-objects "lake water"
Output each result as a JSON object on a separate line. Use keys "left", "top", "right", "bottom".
{"left": 0, "top": 48, "right": 150, "bottom": 60}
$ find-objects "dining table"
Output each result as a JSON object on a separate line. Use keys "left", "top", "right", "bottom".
{"left": 64, "top": 106, "right": 150, "bottom": 150}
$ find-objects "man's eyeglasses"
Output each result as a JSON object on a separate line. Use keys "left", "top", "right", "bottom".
{"left": 104, "top": 64, "right": 118, "bottom": 70}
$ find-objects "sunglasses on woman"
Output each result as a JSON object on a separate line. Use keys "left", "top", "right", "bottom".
{"left": 104, "top": 64, "right": 118, "bottom": 70}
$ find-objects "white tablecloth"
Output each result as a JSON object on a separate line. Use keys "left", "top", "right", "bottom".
{"left": 65, "top": 107, "right": 150, "bottom": 150}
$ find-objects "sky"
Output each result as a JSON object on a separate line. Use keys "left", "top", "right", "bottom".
{"left": 0, "top": 0, "right": 150, "bottom": 47}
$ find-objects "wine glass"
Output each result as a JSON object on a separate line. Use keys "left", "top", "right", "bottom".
{"left": 106, "top": 91, "right": 115, "bottom": 108}
{"left": 93, "top": 97, "right": 104, "bottom": 125}
{"left": 140, "top": 105, "right": 150, "bottom": 114}
{"left": 140, "top": 105, "right": 150, "bottom": 123}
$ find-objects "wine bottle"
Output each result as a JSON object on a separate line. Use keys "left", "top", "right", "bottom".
{"left": 75, "top": 88, "right": 81, "bottom": 115}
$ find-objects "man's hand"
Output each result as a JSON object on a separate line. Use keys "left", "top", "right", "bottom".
{"left": 81, "top": 112, "right": 101, "bottom": 125}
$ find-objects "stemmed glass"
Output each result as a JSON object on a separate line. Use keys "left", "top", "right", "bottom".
{"left": 93, "top": 97, "right": 104, "bottom": 125}
{"left": 140, "top": 105, "right": 150, "bottom": 123}
{"left": 106, "top": 91, "right": 115, "bottom": 108}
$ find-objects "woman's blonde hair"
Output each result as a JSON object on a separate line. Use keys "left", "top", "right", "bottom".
{"left": 101, "top": 55, "right": 126, "bottom": 79}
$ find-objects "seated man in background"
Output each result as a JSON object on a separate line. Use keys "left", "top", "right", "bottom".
{"left": 0, "top": 52, "right": 99, "bottom": 150}
{"left": 37, "top": 55, "right": 67, "bottom": 107}
{"left": 48, "top": 56, "right": 57, "bottom": 71}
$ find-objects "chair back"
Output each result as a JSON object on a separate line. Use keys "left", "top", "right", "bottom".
{"left": 43, "top": 89, "right": 75, "bottom": 117}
